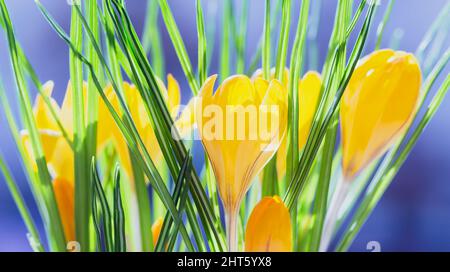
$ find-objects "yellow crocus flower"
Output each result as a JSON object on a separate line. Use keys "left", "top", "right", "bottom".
{"left": 245, "top": 196, "right": 292, "bottom": 252}
{"left": 340, "top": 49, "right": 422, "bottom": 179}
{"left": 196, "top": 75, "right": 288, "bottom": 251}
{"left": 321, "top": 50, "right": 422, "bottom": 252}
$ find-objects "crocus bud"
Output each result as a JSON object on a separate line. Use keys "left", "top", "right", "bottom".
{"left": 196, "top": 75, "right": 288, "bottom": 251}
{"left": 340, "top": 49, "right": 421, "bottom": 179}
{"left": 245, "top": 196, "right": 292, "bottom": 252}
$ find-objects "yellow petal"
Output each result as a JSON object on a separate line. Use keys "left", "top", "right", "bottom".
{"left": 49, "top": 137, "right": 74, "bottom": 183}
{"left": 298, "top": 71, "right": 321, "bottom": 149}
{"left": 151, "top": 217, "right": 164, "bottom": 247}
{"left": 174, "top": 75, "right": 217, "bottom": 138}
{"left": 252, "top": 67, "right": 290, "bottom": 89}
{"left": 167, "top": 73, "right": 181, "bottom": 118}
{"left": 216, "top": 75, "right": 256, "bottom": 106}
{"left": 245, "top": 196, "right": 292, "bottom": 252}
{"left": 60, "top": 81, "right": 88, "bottom": 137}
{"left": 53, "top": 178, "right": 75, "bottom": 243}
{"left": 33, "top": 81, "right": 60, "bottom": 131}
{"left": 21, "top": 129, "right": 61, "bottom": 172}
{"left": 174, "top": 97, "right": 196, "bottom": 138}
{"left": 340, "top": 49, "right": 421, "bottom": 179}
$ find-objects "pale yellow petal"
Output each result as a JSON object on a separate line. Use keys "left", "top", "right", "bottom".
{"left": 33, "top": 81, "right": 60, "bottom": 131}
{"left": 298, "top": 71, "right": 322, "bottom": 149}
{"left": 167, "top": 73, "right": 181, "bottom": 118}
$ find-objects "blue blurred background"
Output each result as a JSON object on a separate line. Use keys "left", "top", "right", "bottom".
{"left": 0, "top": 0, "right": 449, "bottom": 251}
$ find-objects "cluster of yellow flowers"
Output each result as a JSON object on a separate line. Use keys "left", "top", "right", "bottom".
{"left": 195, "top": 49, "right": 421, "bottom": 251}
{"left": 22, "top": 75, "right": 181, "bottom": 242}
{"left": 22, "top": 48, "right": 421, "bottom": 251}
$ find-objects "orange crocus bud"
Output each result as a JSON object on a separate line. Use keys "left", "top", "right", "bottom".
{"left": 245, "top": 196, "right": 292, "bottom": 252}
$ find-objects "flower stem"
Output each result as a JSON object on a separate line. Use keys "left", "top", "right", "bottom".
{"left": 225, "top": 209, "right": 238, "bottom": 252}
{"left": 319, "top": 177, "right": 350, "bottom": 252}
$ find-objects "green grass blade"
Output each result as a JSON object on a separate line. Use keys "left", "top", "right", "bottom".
{"left": 205, "top": 1, "right": 217, "bottom": 73}
{"left": 158, "top": 0, "right": 199, "bottom": 95}
{"left": 196, "top": 0, "right": 207, "bottom": 84}
{"left": 70, "top": 3, "right": 91, "bottom": 251}
{"left": 307, "top": 0, "right": 321, "bottom": 70}
{"left": 262, "top": 0, "right": 271, "bottom": 79}
{"left": 285, "top": 0, "right": 311, "bottom": 185}
{"left": 0, "top": 76, "right": 51, "bottom": 232}
{"left": 235, "top": 0, "right": 249, "bottom": 74}
{"left": 220, "top": 0, "right": 232, "bottom": 81}
{"left": 113, "top": 165, "right": 127, "bottom": 252}
{"left": 246, "top": 1, "right": 282, "bottom": 76}
{"left": 91, "top": 158, "right": 114, "bottom": 252}
{"left": 0, "top": 155, "right": 44, "bottom": 252}
{"left": 415, "top": 2, "right": 450, "bottom": 62}
{"left": 375, "top": 0, "right": 395, "bottom": 50}
{"left": 156, "top": 153, "right": 196, "bottom": 251}
{"left": 274, "top": 0, "right": 291, "bottom": 80}
{"left": 142, "top": 0, "right": 165, "bottom": 77}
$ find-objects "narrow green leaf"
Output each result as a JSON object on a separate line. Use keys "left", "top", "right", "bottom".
{"left": 220, "top": 0, "right": 232, "bottom": 81}
{"left": 142, "top": 0, "right": 165, "bottom": 77}
{"left": 196, "top": 0, "right": 207, "bottom": 85}
{"left": 262, "top": 0, "right": 271, "bottom": 79}
{"left": 274, "top": 0, "right": 291, "bottom": 80}
{"left": 158, "top": 0, "right": 200, "bottom": 95}
{"left": 156, "top": 152, "right": 193, "bottom": 251}
{"left": 0, "top": 154, "right": 44, "bottom": 252}
{"left": 246, "top": 1, "right": 282, "bottom": 76}
{"left": 235, "top": 0, "right": 249, "bottom": 74}
{"left": 91, "top": 158, "right": 114, "bottom": 252}
{"left": 113, "top": 165, "right": 126, "bottom": 252}
{"left": 375, "top": 0, "right": 395, "bottom": 50}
